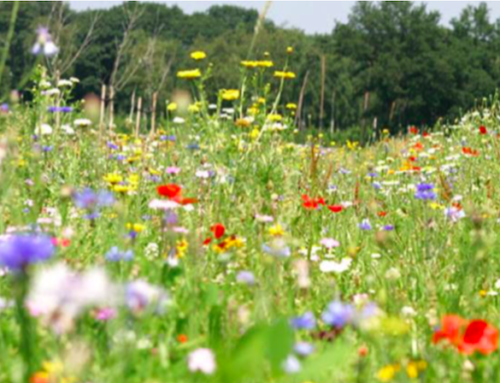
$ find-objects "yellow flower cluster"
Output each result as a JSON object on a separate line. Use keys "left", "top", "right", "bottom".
{"left": 269, "top": 224, "right": 285, "bottom": 237}
{"left": 241, "top": 60, "right": 274, "bottom": 68}
{"left": 274, "top": 71, "right": 296, "bottom": 79}
{"left": 377, "top": 360, "right": 427, "bottom": 382}
{"left": 221, "top": 89, "right": 240, "bottom": 101}
{"left": 190, "top": 51, "right": 206, "bottom": 60}
{"left": 177, "top": 69, "right": 201, "bottom": 79}
{"left": 176, "top": 239, "right": 189, "bottom": 258}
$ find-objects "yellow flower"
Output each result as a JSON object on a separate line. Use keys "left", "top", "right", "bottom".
{"left": 382, "top": 128, "right": 390, "bottom": 135}
{"left": 222, "top": 89, "right": 240, "bottom": 101}
{"left": 248, "top": 106, "right": 259, "bottom": 115}
{"left": 176, "top": 239, "right": 189, "bottom": 258}
{"left": 188, "top": 104, "right": 200, "bottom": 113}
{"left": 103, "top": 173, "right": 123, "bottom": 185}
{"left": 113, "top": 184, "right": 133, "bottom": 194}
{"left": 241, "top": 60, "right": 274, "bottom": 68}
{"left": 177, "top": 69, "right": 201, "bottom": 79}
{"left": 190, "top": 51, "right": 207, "bottom": 60}
{"left": 377, "top": 364, "right": 400, "bottom": 382}
{"left": 346, "top": 140, "right": 359, "bottom": 150}
{"left": 287, "top": 46, "right": 294, "bottom": 54}
{"left": 429, "top": 202, "right": 444, "bottom": 210}
{"left": 274, "top": 71, "right": 296, "bottom": 79}
{"left": 235, "top": 118, "right": 252, "bottom": 128}
{"left": 269, "top": 224, "right": 285, "bottom": 237}
{"left": 167, "top": 102, "right": 177, "bottom": 111}
{"left": 286, "top": 103, "right": 297, "bottom": 110}
{"left": 127, "top": 223, "right": 145, "bottom": 233}
{"left": 406, "top": 360, "right": 427, "bottom": 379}
{"left": 267, "top": 114, "right": 282, "bottom": 122}
{"left": 250, "top": 128, "right": 260, "bottom": 139}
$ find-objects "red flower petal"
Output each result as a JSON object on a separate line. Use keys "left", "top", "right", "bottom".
{"left": 210, "top": 223, "right": 225, "bottom": 239}
{"left": 327, "top": 205, "right": 343, "bottom": 213}
{"left": 157, "top": 184, "right": 182, "bottom": 199}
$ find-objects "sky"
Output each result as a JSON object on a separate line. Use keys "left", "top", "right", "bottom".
{"left": 68, "top": 1, "right": 500, "bottom": 34}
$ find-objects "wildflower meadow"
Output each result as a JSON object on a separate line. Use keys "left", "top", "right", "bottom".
{"left": 2, "top": 3, "right": 500, "bottom": 383}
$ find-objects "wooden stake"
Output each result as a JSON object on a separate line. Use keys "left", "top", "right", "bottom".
{"left": 135, "top": 97, "right": 142, "bottom": 138}
{"left": 319, "top": 55, "right": 326, "bottom": 129}
{"left": 129, "top": 89, "right": 136, "bottom": 122}
{"left": 151, "top": 92, "right": 158, "bottom": 136}
{"left": 99, "top": 84, "right": 106, "bottom": 138}
{"left": 295, "top": 70, "right": 310, "bottom": 130}
{"left": 108, "top": 86, "right": 115, "bottom": 132}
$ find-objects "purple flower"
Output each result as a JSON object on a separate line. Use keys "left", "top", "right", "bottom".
{"left": 359, "top": 219, "right": 372, "bottom": 230}
{"left": 160, "top": 135, "right": 176, "bottom": 142}
{"left": 47, "top": 106, "right": 73, "bottom": 113}
{"left": 383, "top": 224, "right": 394, "bottom": 231}
{"left": 73, "top": 188, "right": 114, "bottom": 210}
{"left": 291, "top": 311, "right": 316, "bottom": 330}
{"left": 0, "top": 234, "right": 54, "bottom": 271}
{"left": 236, "top": 270, "right": 255, "bottom": 285}
{"left": 105, "top": 246, "right": 134, "bottom": 262}
{"left": 32, "top": 26, "right": 59, "bottom": 57}
{"left": 414, "top": 183, "right": 436, "bottom": 200}
{"left": 294, "top": 342, "right": 314, "bottom": 356}
{"left": 0, "top": 103, "right": 8, "bottom": 113}
{"left": 321, "top": 301, "right": 355, "bottom": 328}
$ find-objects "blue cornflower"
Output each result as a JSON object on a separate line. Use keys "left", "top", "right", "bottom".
{"left": 291, "top": 311, "right": 316, "bottom": 330}
{"left": 359, "top": 219, "right": 372, "bottom": 230}
{"left": 0, "top": 234, "right": 54, "bottom": 271}
{"left": 73, "top": 188, "right": 115, "bottom": 219}
{"left": 262, "top": 239, "right": 291, "bottom": 258}
{"left": 107, "top": 142, "right": 119, "bottom": 150}
{"left": 414, "top": 183, "right": 436, "bottom": 200}
{"left": 236, "top": 270, "right": 255, "bottom": 285}
{"left": 73, "top": 188, "right": 114, "bottom": 210}
{"left": 383, "top": 224, "right": 395, "bottom": 231}
{"left": 187, "top": 143, "right": 200, "bottom": 150}
{"left": 105, "top": 246, "right": 134, "bottom": 262}
{"left": 294, "top": 342, "right": 314, "bottom": 357}
{"left": 321, "top": 301, "right": 355, "bottom": 328}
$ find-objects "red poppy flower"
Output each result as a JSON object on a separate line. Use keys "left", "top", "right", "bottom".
{"left": 459, "top": 320, "right": 499, "bottom": 355}
{"left": 433, "top": 315, "right": 467, "bottom": 346}
{"left": 409, "top": 126, "right": 418, "bottom": 135}
{"left": 177, "top": 334, "right": 188, "bottom": 343}
{"left": 479, "top": 125, "right": 488, "bottom": 135}
{"left": 157, "top": 184, "right": 182, "bottom": 199}
{"left": 302, "top": 195, "right": 325, "bottom": 210}
{"left": 463, "top": 147, "right": 479, "bottom": 156}
{"left": 210, "top": 223, "right": 225, "bottom": 239}
{"left": 377, "top": 211, "right": 387, "bottom": 217}
{"left": 177, "top": 197, "right": 198, "bottom": 205}
{"left": 203, "top": 237, "right": 212, "bottom": 246}
{"left": 423, "top": 131, "right": 430, "bottom": 138}
{"left": 327, "top": 205, "right": 343, "bottom": 213}
{"left": 433, "top": 315, "right": 499, "bottom": 356}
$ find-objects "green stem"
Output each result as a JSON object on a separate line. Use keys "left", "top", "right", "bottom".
{"left": 0, "top": 1, "right": 20, "bottom": 100}
{"left": 15, "top": 271, "right": 36, "bottom": 382}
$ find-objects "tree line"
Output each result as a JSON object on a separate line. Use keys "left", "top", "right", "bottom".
{"left": 1, "top": 1, "right": 500, "bottom": 136}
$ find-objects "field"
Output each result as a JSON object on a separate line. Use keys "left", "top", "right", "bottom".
{"left": 2, "top": 45, "right": 500, "bottom": 383}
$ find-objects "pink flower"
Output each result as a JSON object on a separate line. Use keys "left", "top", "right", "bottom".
{"left": 188, "top": 348, "right": 216, "bottom": 375}
{"left": 320, "top": 238, "right": 340, "bottom": 249}
{"left": 166, "top": 166, "right": 181, "bottom": 175}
